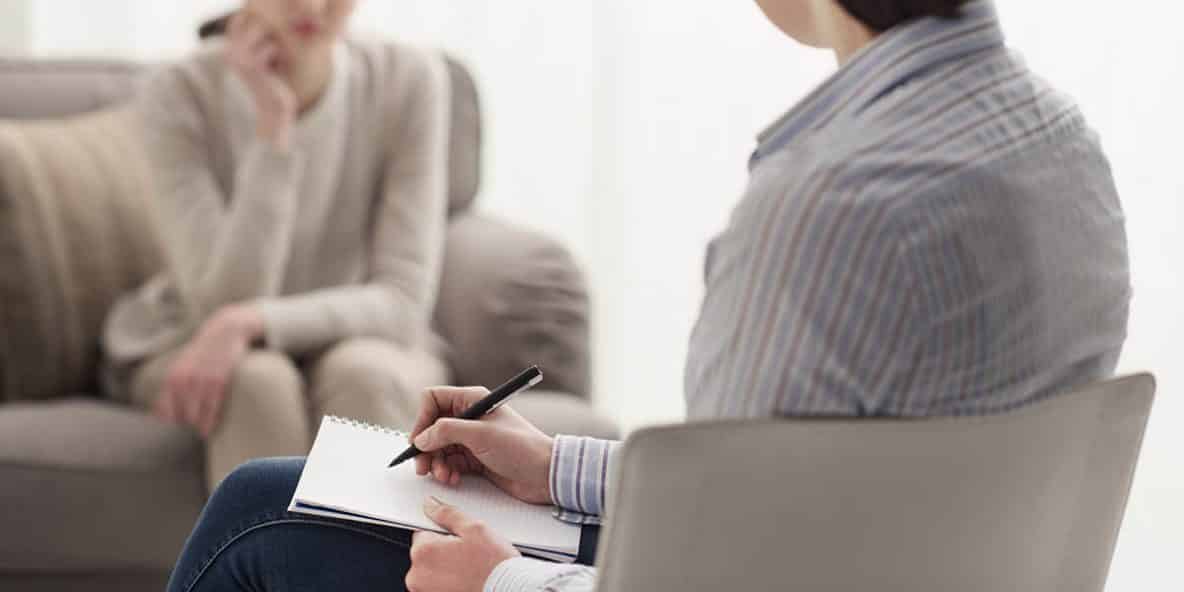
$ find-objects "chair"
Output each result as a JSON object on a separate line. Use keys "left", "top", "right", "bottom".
{"left": 594, "top": 374, "right": 1155, "bottom": 592}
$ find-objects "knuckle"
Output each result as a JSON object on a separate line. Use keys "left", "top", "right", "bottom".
{"left": 435, "top": 505, "right": 458, "bottom": 523}
{"left": 409, "top": 543, "right": 427, "bottom": 563}
{"left": 463, "top": 522, "right": 489, "bottom": 538}
{"left": 434, "top": 419, "right": 456, "bottom": 438}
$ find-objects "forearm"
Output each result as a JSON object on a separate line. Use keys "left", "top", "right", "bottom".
{"left": 485, "top": 558, "right": 598, "bottom": 592}
{"left": 184, "top": 142, "right": 304, "bottom": 319}
{"left": 256, "top": 281, "right": 432, "bottom": 354}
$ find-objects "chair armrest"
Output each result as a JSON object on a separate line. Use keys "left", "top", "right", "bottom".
{"left": 435, "top": 213, "right": 591, "bottom": 398}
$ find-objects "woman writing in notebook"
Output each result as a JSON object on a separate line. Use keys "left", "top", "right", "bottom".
{"left": 162, "top": 0, "right": 1131, "bottom": 591}
{"left": 101, "top": 0, "right": 451, "bottom": 490}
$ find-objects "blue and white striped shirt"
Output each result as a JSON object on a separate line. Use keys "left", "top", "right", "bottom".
{"left": 487, "top": 2, "right": 1130, "bottom": 590}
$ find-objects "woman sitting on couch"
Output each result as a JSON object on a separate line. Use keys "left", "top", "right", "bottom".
{"left": 101, "top": 0, "right": 452, "bottom": 490}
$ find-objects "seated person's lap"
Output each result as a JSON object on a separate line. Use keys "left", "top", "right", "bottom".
{"left": 168, "top": 458, "right": 414, "bottom": 592}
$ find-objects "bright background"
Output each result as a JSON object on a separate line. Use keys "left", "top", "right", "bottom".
{"left": 1, "top": 1, "right": 1180, "bottom": 589}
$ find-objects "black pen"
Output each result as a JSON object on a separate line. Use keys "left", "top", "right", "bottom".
{"left": 387, "top": 366, "right": 543, "bottom": 468}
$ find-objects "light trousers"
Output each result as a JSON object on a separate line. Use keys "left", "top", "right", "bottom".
{"left": 118, "top": 338, "right": 449, "bottom": 490}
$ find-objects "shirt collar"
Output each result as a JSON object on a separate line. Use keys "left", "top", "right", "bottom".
{"left": 752, "top": 0, "right": 1004, "bottom": 165}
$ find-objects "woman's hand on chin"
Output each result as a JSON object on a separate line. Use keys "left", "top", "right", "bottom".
{"left": 157, "top": 304, "right": 265, "bottom": 439}
{"left": 224, "top": 11, "right": 296, "bottom": 150}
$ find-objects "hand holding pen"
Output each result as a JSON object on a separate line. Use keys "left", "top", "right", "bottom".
{"left": 401, "top": 367, "right": 557, "bottom": 505}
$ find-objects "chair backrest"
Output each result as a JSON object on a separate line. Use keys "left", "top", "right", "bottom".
{"left": 594, "top": 374, "right": 1155, "bottom": 592}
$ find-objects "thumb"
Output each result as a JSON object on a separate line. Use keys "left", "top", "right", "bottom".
{"left": 413, "top": 418, "right": 488, "bottom": 453}
{"left": 423, "top": 496, "right": 477, "bottom": 534}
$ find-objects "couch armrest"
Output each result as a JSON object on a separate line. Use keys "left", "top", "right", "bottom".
{"left": 435, "top": 213, "right": 590, "bottom": 398}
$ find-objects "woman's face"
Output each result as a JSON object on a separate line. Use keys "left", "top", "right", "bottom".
{"left": 244, "top": 0, "right": 357, "bottom": 57}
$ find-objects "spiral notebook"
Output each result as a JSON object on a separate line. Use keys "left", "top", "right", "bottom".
{"left": 289, "top": 416, "right": 581, "bottom": 562}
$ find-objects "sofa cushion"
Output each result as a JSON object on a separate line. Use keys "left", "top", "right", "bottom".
{"left": 512, "top": 391, "right": 620, "bottom": 440}
{"left": 0, "top": 109, "right": 163, "bottom": 402}
{"left": 0, "top": 399, "right": 204, "bottom": 572}
{"left": 0, "top": 59, "right": 143, "bottom": 120}
{"left": 436, "top": 213, "right": 591, "bottom": 398}
{"left": 442, "top": 57, "right": 481, "bottom": 215}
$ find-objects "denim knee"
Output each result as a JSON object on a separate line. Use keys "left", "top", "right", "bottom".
{"left": 204, "top": 457, "right": 306, "bottom": 523}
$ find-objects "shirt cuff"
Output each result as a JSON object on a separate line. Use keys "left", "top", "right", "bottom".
{"left": 255, "top": 296, "right": 318, "bottom": 353}
{"left": 484, "top": 557, "right": 573, "bottom": 592}
{"left": 549, "top": 435, "right": 619, "bottom": 523}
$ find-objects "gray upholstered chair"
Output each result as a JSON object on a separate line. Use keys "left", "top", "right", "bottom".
{"left": 594, "top": 374, "right": 1154, "bottom": 592}
{"left": 0, "top": 53, "right": 616, "bottom": 592}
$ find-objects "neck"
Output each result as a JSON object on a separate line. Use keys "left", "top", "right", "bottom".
{"left": 284, "top": 47, "right": 335, "bottom": 114}
{"left": 814, "top": 2, "right": 879, "bottom": 65}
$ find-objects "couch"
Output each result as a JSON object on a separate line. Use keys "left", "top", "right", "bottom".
{"left": 0, "top": 53, "right": 617, "bottom": 592}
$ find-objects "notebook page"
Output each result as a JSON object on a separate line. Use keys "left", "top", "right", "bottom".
{"left": 292, "top": 417, "right": 580, "bottom": 554}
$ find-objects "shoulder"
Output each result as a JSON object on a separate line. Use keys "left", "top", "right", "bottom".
{"left": 136, "top": 42, "right": 229, "bottom": 124}
{"left": 815, "top": 51, "right": 1090, "bottom": 205}
{"left": 741, "top": 146, "right": 916, "bottom": 275}
{"left": 343, "top": 38, "right": 450, "bottom": 107}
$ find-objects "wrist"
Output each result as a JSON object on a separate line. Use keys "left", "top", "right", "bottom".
{"left": 256, "top": 114, "right": 293, "bottom": 151}
{"left": 210, "top": 304, "right": 265, "bottom": 344}
{"left": 540, "top": 435, "right": 556, "bottom": 504}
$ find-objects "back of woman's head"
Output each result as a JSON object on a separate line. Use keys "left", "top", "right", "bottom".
{"left": 836, "top": 0, "right": 969, "bottom": 31}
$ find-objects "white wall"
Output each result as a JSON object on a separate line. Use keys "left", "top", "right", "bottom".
{"left": 0, "top": 0, "right": 32, "bottom": 54}
{"left": 993, "top": 3, "right": 1184, "bottom": 589}
{"left": 1, "top": 1, "right": 1180, "bottom": 589}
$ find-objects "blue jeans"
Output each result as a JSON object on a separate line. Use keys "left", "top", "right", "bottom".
{"left": 166, "top": 457, "right": 413, "bottom": 592}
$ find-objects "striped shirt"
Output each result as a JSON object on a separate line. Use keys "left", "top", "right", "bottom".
{"left": 486, "top": 1, "right": 1130, "bottom": 590}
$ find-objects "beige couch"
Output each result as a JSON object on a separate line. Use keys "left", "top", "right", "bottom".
{"left": 0, "top": 55, "right": 617, "bottom": 592}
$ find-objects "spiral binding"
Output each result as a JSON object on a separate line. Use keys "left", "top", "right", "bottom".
{"left": 326, "top": 415, "right": 408, "bottom": 439}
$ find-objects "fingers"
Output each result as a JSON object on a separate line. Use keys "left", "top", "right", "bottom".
{"left": 154, "top": 384, "right": 177, "bottom": 423}
{"left": 451, "top": 386, "right": 493, "bottom": 416}
{"left": 430, "top": 451, "right": 451, "bottom": 483}
{"left": 409, "top": 388, "right": 447, "bottom": 441}
{"left": 179, "top": 379, "right": 204, "bottom": 431}
{"left": 414, "top": 450, "right": 432, "bottom": 476}
{"left": 413, "top": 417, "right": 491, "bottom": 454}
{"left": 411, "top": 387, "right": 490, "bottom": 478}
{"left": 410, "top": 387, "right": 488, "bottom": 438}
{"left": 157, "top": 369, "right": 183, "bottom": 423}
{"left": 197, "top": 381, "right": 226, "bottom": 439}
{"left": 411, "top": 530, "right": 445, "bottom": 547}
{"left": 225, "top": 12, "right": 278, "bottom": 71}
{"left": 445, "top": 450, "right": 468, "bottom": 484}
{"left": 422, "top": 496, "right": 480, "bottom": 535}
{"left": 165, "top": 360, "right": 227, "bottom": 438}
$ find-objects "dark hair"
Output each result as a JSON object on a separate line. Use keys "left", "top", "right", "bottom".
{"left": 835, "top": 0, "right": 969, "bottom": 32}
{"left": 198, "top": 12, "right": 234, "bottom": 39}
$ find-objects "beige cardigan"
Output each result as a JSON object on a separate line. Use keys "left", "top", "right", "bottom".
{"left": 102, "top": 40, "right": 451, "bottom": 372}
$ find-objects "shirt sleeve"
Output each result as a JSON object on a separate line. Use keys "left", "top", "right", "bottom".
{"left": 137, "top": 65, "right": 305, "bottom": 325}
{"left": 258, "top": 49, "right": 450, "bottom": 354}
{"left": 548, "top": 436, "right": 621, "bottom": 525}
{"left": 484, "top": 557, "right": 598, "bottom": 592}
